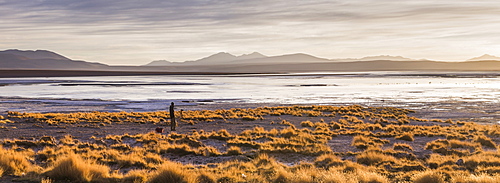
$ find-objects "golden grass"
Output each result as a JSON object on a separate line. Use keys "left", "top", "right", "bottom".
{"left": 1, "top": 105, "right": 500, "bottom": 182}
{"left": 396, "top": 132, "right": 414, "bottom": 141}
{"left": 412, "top": 171, "right": 446, "bottom": 183}
{"left": 0, "top": 146, "right": 37, "bottom": 176}
{"left": 43, "top": 153, "right": 111, "bottom": 182}
{"left": 149, "top": 161, "right": 193, "bottom": 183}
{"left": 122, "top": 169, "right": 149, "bottom": 183}
{"left": 356, "top": 151, "right": 398, "bottom": 166}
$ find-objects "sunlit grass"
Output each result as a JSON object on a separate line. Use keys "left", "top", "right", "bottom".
{"left": 1, "top": 105, "right": 500, "bottom": 182}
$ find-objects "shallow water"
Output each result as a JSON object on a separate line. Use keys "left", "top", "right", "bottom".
{"left": 0, "top": 71, "right": 498, "bottom": 112}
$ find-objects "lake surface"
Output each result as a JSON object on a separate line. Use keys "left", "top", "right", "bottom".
{"left": 0, "top": 71, "right": 499, "bottom": 112}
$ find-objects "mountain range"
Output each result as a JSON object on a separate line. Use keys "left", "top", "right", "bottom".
{"left": 467, "top": 54, "right": 500, "bottom": 61}
{"left": 1, "top": 49, "right": 500, "bottom": 76}
{"left": 0, "top": 49, "right": 108, "bottom": 70}
{"left": 143, "top": 52, "right": 425, "bottom": 66}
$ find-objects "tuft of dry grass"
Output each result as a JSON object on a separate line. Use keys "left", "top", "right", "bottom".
{"left": 149, "top": 161, "right": 193, "bottom": 183}
{"left": 226, "top": 146, "right": 243, "bottom": 155}
{"left": 355, "top": 170, "right": 390, "bottom": 183}
{"left": 475, "top": 135, "right": 497, "bottom": 149}
{"left": 352, "top": 135, "right": 389, "bottom": 149}
{"left": 0, "top": 146, "right": 36, "bottom": 176}
{"left": 196, "top": 171, "right": 217, "bottom": 183}
{"left": 122, "top": 169, "right": 149, "bottom": 183}
{"left": 451, "top": 173, "right": 500, "bottom": 183}
{"left": 412, "top": 171, "right": 445, "bottom": 183}
{"left": 300, "top": 121, "right": 315, "bottom": 127}
{"left": 393, "top": 143, "right": 414, "bottom": 152}
{"left": 356, "top": 151, "right": 397, "bottom": 166}
{"left": 396, "top": 132, "right": 414, "bottom": 141}
{"left": 314, "top": 154, "right": 345, "bottom": 169}
{"left": 43, "top": 153, "right": 111, "bottom": 182}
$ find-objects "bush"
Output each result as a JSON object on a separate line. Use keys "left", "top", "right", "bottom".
{"left": 44, "top": 153, "right": 110, "bottom": 182}
{"left": 356, "top": 151, "right": 397, "bottom": 166}
{"left": 226, "top": 146, "right": 243, "bottom": 155}
{"left": 396, "top": 132, "right": 414, "bottom": 141}
{"left": 149, "top": 161, "right": 191, "bottom": 183}
{"left": 314, "top": 154, "right": 344, "bottom": 169}
{"left": 393, "top": 143, "right": 413, "bottom": 151}
{"left": 356, "top": 170, "right": 390, "bottom": 183}
{"left": 412, "top": 171, "right": 445, "bottom": 183}
{"left": 0, "top": 147, "right": 34, "bottom": 176}
{"left": 475, "top": 135, "right": 497, "bottom": 149}
{"left": 122, "top": 169, "right": 149, "bottom": 183}
{"left": 300, "top": 121, "right": 314, "bottom": 127}
{"left": 196, "top": 171, "right": 216, "bottom": 183}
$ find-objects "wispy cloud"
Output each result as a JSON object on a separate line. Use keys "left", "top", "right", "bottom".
{"left": 1, "top": 0, "right": 499, "bottom": 64}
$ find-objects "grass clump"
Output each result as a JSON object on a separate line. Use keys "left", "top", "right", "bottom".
{"left": 314, "top": 154, "right": 345, "bottom": 169}
{"left": 475, "top": 135, "right": 497, "bottom": 149}
{"left": 393, "top": 143, "right": 413, "bottom": 152}
{"left": 226, "top": 146, "right": 243, "bottom": 155}
{"left": 356, "top": 151, "right": 397, "bottom": 166}
{"left": 0, "top": 146, "right": 36, "bottom": 176}
{"left": 196, "top": 171, "right": 217, "bottom": 183}
{"left": 396, "top": 132, "right": 414, "bottom": 141}
{"left": 300, "top": 121, "right": 314, "bottom": 127}
{"left": 412, "top": 171, "right": 445, "bottom": 183}
{"left": 43, "top": 153, "right": 111, "bottom": 182}
{"left": 352, "top": 135, "right": 389, "bottom": 149}
{"left": 122, "top": 169, "right": 149, "bottom": 183}
{"left": 149, "top": 161, "right": 193, "bottom": 183}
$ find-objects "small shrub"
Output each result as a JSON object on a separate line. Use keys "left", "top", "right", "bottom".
{"left": 393, "top": 143, "right": 413, "bottom": 151}
{"left": 475, "top": 135, "right": 497, "bottom": 149}
{"left": 356, "top": 170, "right": 390, "bottom": 183}
{"left": 412, "top": 171, "right": 445, "bottom": 183}
{"left": 300, "top": 121, "right": 314, "bottom": 127}
{"left": 396, "top": 132, "right": 414, "bottom": 141}
{"left": 122, "top": 169, "right": 149, "bottom": 183}
{"left": 0, "top": 147, "right": 34, "bottom": 176}
{"left": 44, "top": 153, "right": 110, "bottom": 182}
{"left": 149, "top": 161, "right": 191, "bottom": 183}
{"left": 356, "top": 151, "right": 397, "bottom": 166}
{"left": 196, "top": 171, "right": 216, "bottom": 183}
{"left": 272, "top": 168, "right": 293, "bottom": 183}
{"left": 314, "top": 154, "right": 344, "bottom": 169}
{"left": 226, "top": 146, "right": 243, "bottom": 155}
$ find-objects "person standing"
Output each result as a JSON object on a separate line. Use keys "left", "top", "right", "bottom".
{"left": 169, "top": 102, "right": 176, "bottom": 131}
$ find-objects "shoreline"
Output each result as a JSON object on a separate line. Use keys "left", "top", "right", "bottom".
{"left": 1, "top": 96, "right": 498, "bottom": 124}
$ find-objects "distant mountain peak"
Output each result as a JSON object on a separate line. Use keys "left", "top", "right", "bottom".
{"left": 237, "top": 52, "right": 267, "bottom": 60}
{"left": 1, "top": 49, "right": 70, "bottom": 60}
{"left": 467, "top": 54, "right": 500, "bottom": 61}
{"left": 360, "top": 55, "right": 414, "bottom": 61}
{"left": 196, "top": 52, "right": 237, "bottom": 63}
{"left": 144, "top": 60, "right": 172, "bottom": 66}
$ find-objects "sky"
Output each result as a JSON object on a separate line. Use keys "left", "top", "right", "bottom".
{"left": 1, "top": 0, "right": 500, "bottom": 65}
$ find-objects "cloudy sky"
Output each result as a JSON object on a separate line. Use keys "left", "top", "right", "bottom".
{"left": 1, "top": 0, "right": 500, "bottom": 65}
